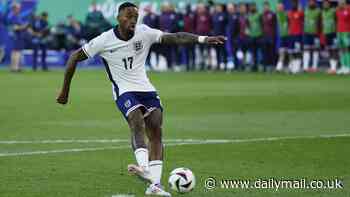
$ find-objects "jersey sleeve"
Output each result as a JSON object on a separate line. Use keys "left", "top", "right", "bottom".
{"left": 82, "top": 32, "right": 107, "bottom": 58}
{"left": 142, "top": 24, "right": 164, "bottom": 44}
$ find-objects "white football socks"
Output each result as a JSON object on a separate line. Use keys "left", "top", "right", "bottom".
{"left": 303, "top": 51, "right": 310, "bottom": 71}
{"left": 149, "top": 160, "right": 163, "bottom": 185}
{"left": 276, "top": 53, "right": 285, "bottom": 71}
{"left": 295, "top": 59, "right": 301, "bottom": 73}
{"left": 330, "top": 59, "right": 337, "bottom": 70}
{"left": 312, "top": 52, "right": 319, "bottom": 69}
{"left": 134, "top": 148, "right": 149, "bottom": 171}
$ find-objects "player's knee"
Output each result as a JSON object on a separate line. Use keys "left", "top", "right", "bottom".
{"left": 147, "top": 111, "right": 162, "bottom": 131}
{"left": 128, "top": 109, "right": 146, "bottom": 132}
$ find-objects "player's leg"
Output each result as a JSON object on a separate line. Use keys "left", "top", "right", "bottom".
{"left": 277, "top": 37, "right": 287, "bottom": 71}
{"left": 337, "top": 33, "right": 347, "bottom": 74}
{"left": 288, "top": 36, "right": 302, "bottom": 74}
{"left": 288, "top": 36, "right": 296, "bottom": 72}
{"left": 116, "top": 93, "right": 151, "bottom": 181}
{"left": 144, "top": 109, "right": 164, "bottom": 184}
{"left": 33, "top": 44, "right": 39, "bottom": 71}
{"left": 144, "top": 109, "right": 171, "bottom": 197}
{"left": 294, "top": 36, "right": 303, "bottom": 73}
{"left": 344, "top": 33, "right": 350, "bottom": 74}
{"left": 215, "top": 45, "right": 221, "bottom": 70}
{"left": 311, "top": 35, "right": 320, "bottom": 72}
{"left": 41, "top": 43, "right": 48, "bottom": 71}
{"left": 326, "top": 33, "right": 338, "bottom": 74}
{"left": 303, "top": 34, "right": 312, "bottom": 71}
{"left": 251, "top": 37, "right": 259, "bottom": 72}
{"left": 127, "top": 108, "right": 149, "bottom": 172}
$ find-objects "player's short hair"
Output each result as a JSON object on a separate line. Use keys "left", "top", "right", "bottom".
{"left": 118, "top": 2, "right": 137, "bottom": 14}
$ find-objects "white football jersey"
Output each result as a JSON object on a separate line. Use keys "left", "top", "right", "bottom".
{"left": 82, "top": 24, "right": 163, "bottom": 99}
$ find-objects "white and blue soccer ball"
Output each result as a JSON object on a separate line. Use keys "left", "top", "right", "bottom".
{"left": 168, "top": 167, "right": 196, "bottom": 193}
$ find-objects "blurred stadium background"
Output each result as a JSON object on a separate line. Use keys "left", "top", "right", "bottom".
{"left": 0, "top": 0, "right": 343, "bottom": 72}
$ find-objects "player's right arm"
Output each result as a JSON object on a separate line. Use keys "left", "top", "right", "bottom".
{"left": 57, "top": 31, "right": 106, "bottom": 105}
{"left": 56, "top": 49, "right": 88, "bottom": 105}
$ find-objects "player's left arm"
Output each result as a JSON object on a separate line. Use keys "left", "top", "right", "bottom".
{"left": 160, "top": 32, "right": 226, "bottom": 45}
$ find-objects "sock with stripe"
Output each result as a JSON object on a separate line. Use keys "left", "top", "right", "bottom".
{"left": 134, "top": 148, "right": 149, "bottom": 171}
{"left": 149, "top": 160, "right": 163, "bottom": 184}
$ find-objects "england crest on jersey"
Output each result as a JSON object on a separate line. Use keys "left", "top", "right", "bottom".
{"left": 133, "top": 40, "right": 143, "bottom": 52}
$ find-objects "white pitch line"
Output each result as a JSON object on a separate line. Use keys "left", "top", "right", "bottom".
{"left": 0, "top": 133, "right": 349, "bottom": 145}
{"left": 0, "top": 139, "right": 130, "bottom": 144}
{"left": 0, "top": 133, "right": 349, "bottom": 157}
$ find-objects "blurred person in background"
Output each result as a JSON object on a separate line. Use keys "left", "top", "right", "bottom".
{"left": 303, "top": 0, "right": 321, "bottom": 72}
{"left": 175, "top": 2, "right": 186, "bottom": 71}
{"left": 183, "top": 4, "right": 196, "bottom": 71}
{"left": 287, "top": 0, "right": 304, "bottom": 74}
{"left": 66, "top": 15, "right": 84, "bottom": 51}
{"left": 143, "top": 4, "right": 159, "bottom": 69}
{"left": 226, "top": 3, "right": 239, "bottom": 71}
{"left": 276, "top": 2, "right": 289, "bottom": 72}
{"left": 336, "top": 0, "right": 350, "bottom": 74}
{"left": 247, "top": 2, "right": 262, "bottom": 72}
{"left": 195, "top": 3, "right": 212, "bottom": 70}
{"left": 159, "top": 2, "right": 178, "bottom": 70}
{"left": 0, "top": 1, "right": 5, "bottom": 62}
{"left": 29, "top": 12, "right": 49, "bottom": 71}
{"left": 85, "top": 0, "right": 111, "bottom": 41}
{"left": 233, "top": 3, "right": 249, "bottom": 71}
{"left": 212, "top": 3, "right": 227, "bottom": 71}
{"left": 322, "top": 0, "right": 338, "bottom": 74}
{"left": 7, "top": 3, "right": 28, "bottom": 72}
{"left": 50, "top": 21, "right": 67, "bottom": 50}
{"left": 261, "top": 1, "right": 277, "bottom": 72}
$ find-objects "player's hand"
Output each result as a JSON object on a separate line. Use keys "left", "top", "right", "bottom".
{"left": 56, "top": 91, "right": 69, "bottom": 105}
{"left": 206, "top": 36, "right": 227, "bottom": 45}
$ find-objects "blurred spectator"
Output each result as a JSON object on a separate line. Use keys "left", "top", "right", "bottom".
{"left": 247, "top": 3, "right": 262, "bottom": 72}
{"left": 159, "top": 2, "right": 178, "bottom": 69}
{"left": 85, "top": 0, "right": 111, "bottom": 41}
{"left": 276, "top": 2, "right": 289, "bottom": 72}
{"left": 7, "top": 3, "right": 28, "bottom": 72}
{"left": 261, "top": 1, "right": 277, "bottom": 72}
{"left": 287, "top": 0, "right": 304, "bottom": 73}
{"left": 143, "top": 4, "right": 159, "bottom": 69}
{"left": 50, "top": 21, "right": 67, "bottom": 50}
{"left": 195, "top": 3, "right": 212, "bottom": 70}
{"left": 233, "top": 3, "right": 249, "bottom": 71}
{"left": 0, "top": 1, "right": 5, "bottom": 62}
{"left": 183, "top": 4, "right": 196, "bottom": 71}
{"left": 322, "top": 0, "right": 338, "bottom": 74}
{"left": 66, "top": 15, "right": 84, "bottom": 50}
{"left": 28, "top": 12, "right": 50, "bottom": 71}
{"left": 212, "top": 3, "right": 227, "bottom": 70}
{"left": 226, "top": 3, "right": 239, "bottom": 70}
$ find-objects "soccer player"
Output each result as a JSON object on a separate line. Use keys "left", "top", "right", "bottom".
{"left": 56, "top": 2, "right": 225, "bottom": 196}
{"left": 287, "top": 0, "right": 304, "bottom": 73}
{"left": 226, "top": 3, "right": 240, "bottom": 70}
{"left": 247, "top": 3, "right": 262, "bottom": 72}
{"left": 29, "top": 12, "right": 50, "bottom": 71}
{"left": 212, "top": 3, "right": 228, "bottom": 70}
{"left": 7, "top": 3, "right": 28, "bottom": 72}
{"left": 276, "top": 2, "right": 289, "bottom": 72}
{"left": 233, "top": 3, "right": 249, "bottom": 71}
{"left": 303, "top": 0, "right": 321, "bottom": 72}
{"left": 336, "top": 0, "right": 350, "bottom": 74}
{"left": 322, "top": 0, "right": 338, "bottom": 74}
{"left": 261, "top": 1, "right": 277, "bottom": 72}
{"left": 195, "top": 3, "right": 212, "bottom": 70}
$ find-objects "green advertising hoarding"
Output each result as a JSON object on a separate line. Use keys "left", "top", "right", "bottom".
{"left": 37, "top": 0, "right": 278, "bottom": 25}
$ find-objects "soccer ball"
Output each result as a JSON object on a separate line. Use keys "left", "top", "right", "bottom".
{"left": 168, "top": 168, "right": 196, "bottom": 193}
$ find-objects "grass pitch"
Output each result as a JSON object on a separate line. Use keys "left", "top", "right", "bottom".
{"left": 0, "top": 70, "right": 349, "bottom": 197}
